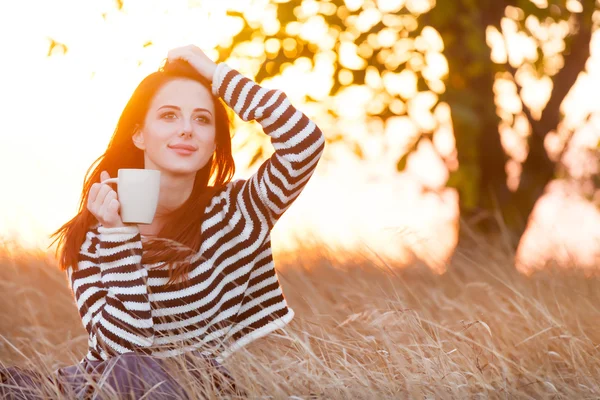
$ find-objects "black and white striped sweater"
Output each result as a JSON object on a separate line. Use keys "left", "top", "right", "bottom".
{"left": 67, "top": 62, "right": 325, "bottom": 363}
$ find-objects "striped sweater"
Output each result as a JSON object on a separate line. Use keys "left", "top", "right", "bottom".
{"left": 67, "top": 62, "right": 325, "bottom": 364}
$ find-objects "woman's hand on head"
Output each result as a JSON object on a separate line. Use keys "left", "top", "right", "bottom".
{"left": 167, "top": 45, "right": 217, "bottom": 83}
{"left": 87, "top": 171, "right": 127, "bottom": 229}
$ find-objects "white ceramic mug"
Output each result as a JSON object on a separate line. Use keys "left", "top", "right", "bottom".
{"left": 101, "top": 168, "right": 161, "bottom": 224}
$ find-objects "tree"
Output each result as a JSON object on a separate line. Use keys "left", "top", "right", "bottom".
{"left": 215, "top": 0, "right": 597, "bottom": 248}
{"left": 428, "top": 0, "right": 596, "bottom": 243}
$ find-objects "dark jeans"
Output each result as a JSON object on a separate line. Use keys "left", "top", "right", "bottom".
{"left": 0, "top": 351, "right": 244, "bottom": 399}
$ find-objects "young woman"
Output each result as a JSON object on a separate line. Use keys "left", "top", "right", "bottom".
{"left": 0, "top": 44, "right": 325, "bottom": 398}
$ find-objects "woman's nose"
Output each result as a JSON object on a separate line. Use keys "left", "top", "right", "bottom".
{"left": 181, "top": 119, "right": 193, "bottom": 135}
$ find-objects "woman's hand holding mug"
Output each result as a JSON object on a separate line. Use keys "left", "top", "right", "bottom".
{"left": 87, "top": 171, "right": 126, "bottom": 229}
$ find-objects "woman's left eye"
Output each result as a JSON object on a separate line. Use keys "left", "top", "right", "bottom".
{"left": 195, "top": 116, "right": 210, "bottom": 123}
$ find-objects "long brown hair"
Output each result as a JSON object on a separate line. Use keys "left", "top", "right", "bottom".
{"left": 50, "top": 59, "right": 236, "bottom": 285}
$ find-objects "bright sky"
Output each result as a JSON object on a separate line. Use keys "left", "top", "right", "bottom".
{"left": 0, "top": 0, "right": 452, "bottom": 267}
{"left": 0, "top": 0, "right": 599, "bottom": 273}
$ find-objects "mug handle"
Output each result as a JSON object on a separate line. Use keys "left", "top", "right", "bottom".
{"left": 101, "top": 178, "right": 118, "bottom": 185}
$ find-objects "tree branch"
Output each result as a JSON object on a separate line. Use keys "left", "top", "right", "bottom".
{"left": 504, "top": 2, "right": 593, "bottom": 139}
{"left": 538, "top": 4, "right": 594, "bottom": 136}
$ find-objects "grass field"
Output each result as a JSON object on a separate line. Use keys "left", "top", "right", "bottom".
{"left": 1, "top": 233, "right": 599, "bottom": 399}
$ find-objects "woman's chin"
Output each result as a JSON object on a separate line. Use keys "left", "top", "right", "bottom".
{"left": 160, "top": 165, "right": 201, "bottom": 177}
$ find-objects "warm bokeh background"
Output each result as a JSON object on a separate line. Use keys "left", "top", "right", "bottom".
{"left": 1, "top": 0, "right": 599, "bottom": 273}
{"left": 2, "top": 1, "right": 600, "bottom": 397}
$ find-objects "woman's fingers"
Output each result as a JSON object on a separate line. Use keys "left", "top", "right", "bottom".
{"left": 87, "top": 170, "right": 126, "bottom": 228}
{"left": 167, "top": 48, "right": 187, "bottom": 63}
{"left": 167, "top": 45, "right": 215, "bottom": 81}
{"left": 108, "top": 197, "right": 120, "bottom": 216}
{"left": 94, "top": 184, "right": 112, "bottom": 208}
{"left": 98, "top": 190, "right": 116, "bottom": 221}
{"left": 88, "top": 183, "right": 100, "bottom": 209}
{"left": 89, "top": 171, "right": 110, "bottom": 206}
{"left": 88, "top": 182, "right": 109, "bottom": 209}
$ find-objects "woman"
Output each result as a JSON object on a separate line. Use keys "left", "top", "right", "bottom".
{"left": 0, "top": 44, "right": 325, "bottom": 399}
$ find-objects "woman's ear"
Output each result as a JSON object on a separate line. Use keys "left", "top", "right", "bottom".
{"left": 132, "top": 125, "right": 146, "bottom": 150}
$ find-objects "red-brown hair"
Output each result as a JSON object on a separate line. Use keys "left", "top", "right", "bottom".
{"left": 49, "top": 59, "right": 236, "bottom": 285}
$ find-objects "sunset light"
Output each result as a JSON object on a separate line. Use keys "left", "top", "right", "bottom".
{"left": 1, "top": 0, "right": 599, "bottom": 274}
{"left": 3, "top": 1, "right": 600, "bottom": 398}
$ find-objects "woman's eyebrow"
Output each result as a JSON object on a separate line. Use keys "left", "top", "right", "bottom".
{"left": 157, "top": 105, "right": 213, "bottom": 115}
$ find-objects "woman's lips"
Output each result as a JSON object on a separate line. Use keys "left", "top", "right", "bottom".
{"left": 168, "top": 145, "right": 197, "bottom": 156}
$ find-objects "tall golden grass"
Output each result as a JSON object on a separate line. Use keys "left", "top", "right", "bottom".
{"left": 1, "top": 230, "right": 599, "bottom": 399}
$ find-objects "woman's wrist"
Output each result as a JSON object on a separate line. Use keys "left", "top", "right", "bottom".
{"left": 98, "top": 224, "right": 139, "bottom": 235}
{"left": 207, "top": 62, "right": 218, "bottom": 84}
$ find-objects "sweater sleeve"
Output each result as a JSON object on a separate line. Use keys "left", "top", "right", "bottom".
{"left": 67, "top": 225, "right": 154, "bottom": 360}
{"left": 211, "top": 62, "right": 326, "bottom": 229}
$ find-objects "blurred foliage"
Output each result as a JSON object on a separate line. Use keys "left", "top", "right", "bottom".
{"left": 56, "top": 0, "right": 597, "bottom": 242}
{"left": 212, "top": 0, "right": 597, "bottom": 240}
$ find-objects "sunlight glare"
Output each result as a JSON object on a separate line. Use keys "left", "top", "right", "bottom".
{"left": 300, "top": 15, "right": 329, "bottom": 43}
{"left": 405, "top": 0, "right": 435, "bottom": 14}
{"left": 376, "top": 0, "right": 405, "bottom": 13}
{"left": 407, "top": 91, "right": 438, "bottom": 132}
{"left": 355, "top": 8, "right": 382, "bottom": 33}
{"left": 344, "top": 0, "right": 365, "bottom": 12}
{"left": 339, "top": 41, "right": 368, "bottom": 69}
{"left": 2, "top": 0, "right": 600, "bottom": 275}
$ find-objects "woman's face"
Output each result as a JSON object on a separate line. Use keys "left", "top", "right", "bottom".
{"left": 132, "top": 78, "right": 216, "bottom": 177}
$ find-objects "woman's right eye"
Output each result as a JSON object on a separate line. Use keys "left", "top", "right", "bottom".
{"left": 161, "top": 112, "right": 176, "bottom": 119}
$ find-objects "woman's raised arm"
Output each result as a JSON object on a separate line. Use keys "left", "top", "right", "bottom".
{"left": 212, "top": 62, "right": 326, "bottom": 229}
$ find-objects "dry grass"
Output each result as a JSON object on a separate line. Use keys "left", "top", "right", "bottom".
{"left": 1, "top": 232, "right": 600, "bottom": 399}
